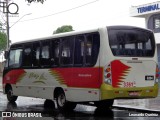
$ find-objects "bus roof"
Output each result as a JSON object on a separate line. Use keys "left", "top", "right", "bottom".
{"left": 11, "top": 25, "right": 152, "bottom": 47}
{"left": 11, "top": 27, "right": 100, "bottom": 46}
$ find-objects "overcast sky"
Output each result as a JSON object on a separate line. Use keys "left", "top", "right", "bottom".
{"left": 0, "top": 0, "right": 159, "bottom": 43}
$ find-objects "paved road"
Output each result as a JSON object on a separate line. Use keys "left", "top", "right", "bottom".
{"left": 0, "top": 92, "right": 159, "bottom": 119}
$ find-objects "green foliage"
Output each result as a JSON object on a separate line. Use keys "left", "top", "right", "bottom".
{"left": 0, "top": 32, "right": 7, "bottom": 51}
{"left": 26, "top": 0, "right": 46, "bottom": 4}
{"left": 53, "top": 25, "right": 73, "bottom": 34}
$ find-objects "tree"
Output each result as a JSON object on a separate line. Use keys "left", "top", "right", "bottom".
{"left": 0, "top": 23, "right": 7, "bottom": 52}
{"left": 26, "top": 0, "right": 46, "bottom": 4}
{"left": 53, "top": 25, "right": 73, "bottom": 34}
{"left": 0, "top": 32, "right": 7, "bottom": 51}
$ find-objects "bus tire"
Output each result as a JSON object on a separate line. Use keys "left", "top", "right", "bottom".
{"left": 55, "top": 90, "right": 76, "bottom": 111}
{"left": 55, "top": 90, "right": 66, "bottom": 111}
{"left": 6, "top": 86, "right": 18, "bottom": 102}
{"left": 95, "top": 99, "right": 114, "bottom": 109}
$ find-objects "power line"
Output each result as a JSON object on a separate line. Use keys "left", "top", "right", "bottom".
{"left": 16, "top": 0, "right": 99, "bottom": 22}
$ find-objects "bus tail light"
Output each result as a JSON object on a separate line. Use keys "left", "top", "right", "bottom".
{"left": 104, "top": 64, "right": 112, "bottom": 85}
{"left": 155, "top": 65, "right": 159, "bottom": 83}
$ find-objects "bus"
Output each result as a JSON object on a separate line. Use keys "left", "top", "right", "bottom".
{"left": 3, "top": 26, "right": 159, "bottom": 110}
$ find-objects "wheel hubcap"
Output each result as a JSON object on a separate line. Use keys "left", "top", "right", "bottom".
{"left": 58, "top": 94, "right": 65, "bottom": 107}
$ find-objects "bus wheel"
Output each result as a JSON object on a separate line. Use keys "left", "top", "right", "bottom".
{"left": 55, "top": 90, "right": 77, "bottom": 111}
{"left": 95, "top": 99, "right": 114, "bottom": 109}
{"left": 56, "top": 90, "right": 66, "bottom": 111}
{"left": 6, "top": 87, "right": 18, "bottom": 102}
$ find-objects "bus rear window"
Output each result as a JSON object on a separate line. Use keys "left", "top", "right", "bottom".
{"left": 108, "top": 28, "right": 155, "bottom": 57}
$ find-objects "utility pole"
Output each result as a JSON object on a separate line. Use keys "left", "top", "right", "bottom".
{"left": 6, "top": 0, "right": 9, "bottom": 50}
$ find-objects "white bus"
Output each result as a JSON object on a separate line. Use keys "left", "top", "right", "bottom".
{"left": 3, "top": 26, "right": 159, "bottom": 110}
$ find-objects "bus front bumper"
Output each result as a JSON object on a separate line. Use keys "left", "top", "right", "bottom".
{"left": 100, "top": 83, "right": 159, "bottom": 100}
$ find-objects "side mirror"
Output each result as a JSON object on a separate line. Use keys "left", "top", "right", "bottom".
{"left": 4, "top": 51, "right": 8, "bottom": 59}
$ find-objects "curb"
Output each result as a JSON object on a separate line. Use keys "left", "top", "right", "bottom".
{"left": 113, "top": 105, "right": 160, "bottom": 114}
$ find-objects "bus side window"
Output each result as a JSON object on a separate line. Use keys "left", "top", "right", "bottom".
{"left": 9, "top": 48, "right": 23, "bottom": 68}
{"left": 85, "top": 33, "right": 100, "bottom": 66}
{"left": 41, "top": 41, "right": 51, "bottom": 67}
{"left": 33, "top": 42, "right": 40, "bottom": 67}
{"left": 74, "top": 35, "right": 85, "bottom": 66}
{"left": 23, "top": 44, "right": 32, "bottom": 67}
{"left": 52, "top": 39, "right": 60, "bottom": 67}
{"left": 61, "top": 36, "right": 74, "bottom": 66}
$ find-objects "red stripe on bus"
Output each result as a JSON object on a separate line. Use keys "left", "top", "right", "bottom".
{"left": 51, "top": 67, "right": 103, "bottom": 88}
{"left": 3, "top": 68, "right": 103, "bottom": 89}
{"left": 3, "top": 69, "right": 26, "bottom": 84}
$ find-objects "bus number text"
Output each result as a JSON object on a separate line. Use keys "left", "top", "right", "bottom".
{"left": 123, "top": 82, "right": 136, "bottom": 87}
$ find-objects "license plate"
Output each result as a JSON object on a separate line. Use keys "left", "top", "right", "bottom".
{"left": 129, "top": 91, "right": 139, "bottom": 96}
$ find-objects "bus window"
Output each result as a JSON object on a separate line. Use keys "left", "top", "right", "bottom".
{"left": 41, "top": 41, "right": 50, "bottom": 67}
{"left": 74, "top": 35, "right": 85, "bottom": 66}
{"left": 9, "top": 48, "right": 23, "bottom": 68}
{"left": 52, "top": 39, "right": 60, "bottom": 67}
{"left": 61, "top": 36, "right": 74, "bottom": 66}
{"left": 108, "top": 29, "right": 155, "bottom": 57}
{"left": 85, "top": 33, "right": 100, "bottom": 66}
{"left": 23, "top": 44, "right": 32, "bottom": 67}
{"left": 33, "top": 42, "right": 40, "bottom": 67}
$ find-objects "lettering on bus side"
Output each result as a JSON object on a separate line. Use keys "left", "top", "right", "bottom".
{"left": 28, "top": 72, "right": 47, "bottom": 81}
{"left": 78, "top": 74, "right": 92, "bottom": 77}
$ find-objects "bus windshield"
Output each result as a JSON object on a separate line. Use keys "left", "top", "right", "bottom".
{"left": 108, "top": 27, "right": 155, "bottom": 57}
